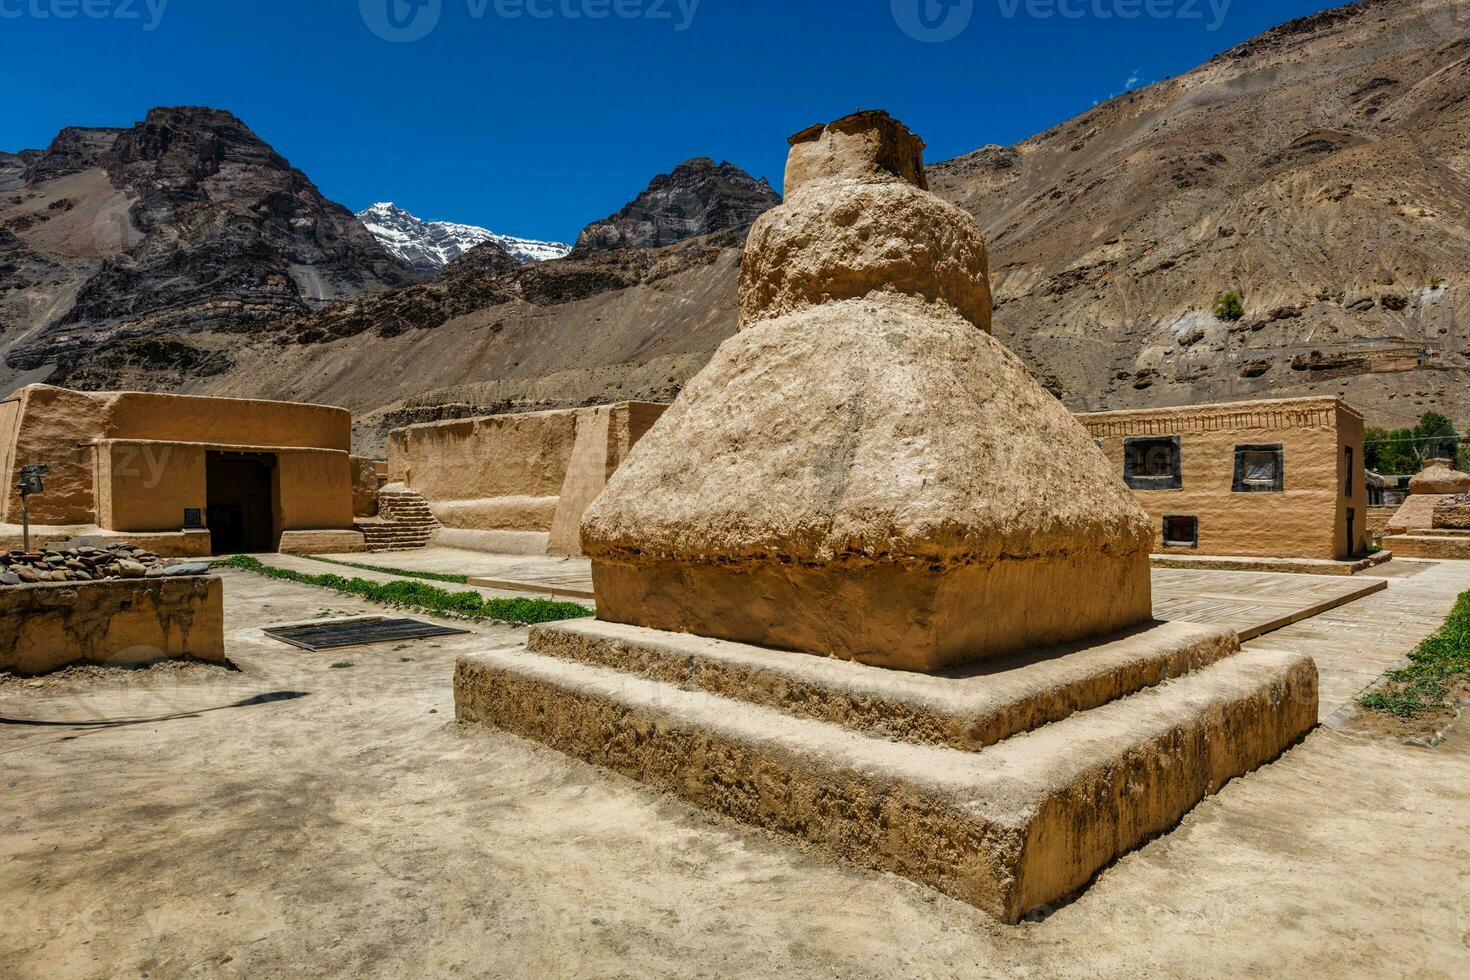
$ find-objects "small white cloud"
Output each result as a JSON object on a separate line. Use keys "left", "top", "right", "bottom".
{"left": 1125, "top": 71, "right": 1141, "bottom": 91}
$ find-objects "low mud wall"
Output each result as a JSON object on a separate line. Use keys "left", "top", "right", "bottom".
{"left": 0, "top": 576, "right": 226, "bottom": 675}
{"left": 388, "top": 402, "right": 666, "bottom": 555}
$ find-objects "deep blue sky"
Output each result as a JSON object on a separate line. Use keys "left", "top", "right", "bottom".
{"left": 2, "top": 0, "right": 1344, "bottom": 242}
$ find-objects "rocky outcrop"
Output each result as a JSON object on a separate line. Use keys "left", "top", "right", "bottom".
{"left": 573, "top": 158, "right": 779, "bottom": 254}
{"left": 274, "top": 230, "right": 736, "bottom": 346}
{"left": 1, "top": 106, "right": 414, "bottom": 391}
{"left": 581, "top": 111, "right": 1153, "bottom": 672}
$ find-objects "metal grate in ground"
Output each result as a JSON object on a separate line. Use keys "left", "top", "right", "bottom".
{"left": 263, "top": 617, "right": 470, "bottom": 651}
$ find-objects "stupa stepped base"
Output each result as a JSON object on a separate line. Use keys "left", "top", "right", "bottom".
{"left": 455, "top": 621, "right": 1317, "bottom": 922}
{"left": 1382, "top": 532, "right": 1470, "bottom": 559}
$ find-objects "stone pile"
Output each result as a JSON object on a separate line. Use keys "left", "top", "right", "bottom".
{"left": 0, "top": 544, "right": 209, "bottom": 587}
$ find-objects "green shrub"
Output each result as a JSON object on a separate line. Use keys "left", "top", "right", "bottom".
{"left": 1359, "top": 589, "right": 1470, "bottom": 719}
{"left": 216, "top": 555, "right": 591, "bottom": 626}
{"left": 1213, "top": 290, "right": 1245, "bottom": 322}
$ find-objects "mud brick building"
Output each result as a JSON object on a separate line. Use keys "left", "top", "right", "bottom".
{"left": 1079, "top": 396, "right": 1368, "bottom": 561}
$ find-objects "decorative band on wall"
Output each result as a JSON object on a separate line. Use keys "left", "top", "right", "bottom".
{"left": 1080, "top": 405, "right": 1336, "bottom": 439}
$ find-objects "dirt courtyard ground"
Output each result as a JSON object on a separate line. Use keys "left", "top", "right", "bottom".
{"left": 2, "top": 567, "right": 1469, "bottom": 978}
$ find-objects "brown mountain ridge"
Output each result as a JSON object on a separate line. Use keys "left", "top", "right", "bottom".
{"left": 6, "top": 0, "right": 1470, "bottom": 453}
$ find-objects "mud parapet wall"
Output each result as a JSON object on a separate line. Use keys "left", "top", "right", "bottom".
{"left": 387, "top": 402, "right": 666, "bottom": 556}
{"left": 0, "top": 575, "right": 226, "bottom": 675}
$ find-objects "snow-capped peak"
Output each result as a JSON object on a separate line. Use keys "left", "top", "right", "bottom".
{"left": 357, "top": 202, "right": 570, "bottom": 272}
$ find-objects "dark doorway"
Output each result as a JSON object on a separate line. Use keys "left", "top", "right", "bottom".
{"left": 1346, "top": 507, "right": 1356, "bottom": 559}
{"left": 206, "top": 452, "right": 277, "bottom": 555}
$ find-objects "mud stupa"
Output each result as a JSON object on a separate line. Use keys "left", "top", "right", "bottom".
{"left": 1383, "top": 457, "right": 1470, "bottom": 558}
{"left": 457, "top": 112, "right": 1318, "bottom": 923}
{"left": 580, "top": 110, "right": 1153, "bottom": 671}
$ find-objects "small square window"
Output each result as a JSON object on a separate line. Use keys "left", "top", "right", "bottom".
{"left": 1163, "top": 515, "right": 1198, "bottom": 548}
{"left": 1233, "top": 444, "right": 1283, "bottom": 493}
{"left": 1124, "top": 436, "right": 1181, "bottom": 490}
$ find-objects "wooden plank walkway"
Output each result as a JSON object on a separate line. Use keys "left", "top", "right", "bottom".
{"left": 1151, "top": 568, "right": 1387, "bottom": 642}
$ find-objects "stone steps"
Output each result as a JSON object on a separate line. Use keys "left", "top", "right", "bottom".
{"left": 457, "top": 623, "right": 1317, "bottom": 922}
{"left": 356, "top": 487, "right": 439, "bottom": 552}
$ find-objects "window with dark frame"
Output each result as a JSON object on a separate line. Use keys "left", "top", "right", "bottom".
{"left": 1162, "top": 515, "right": 1198, "bottom": 548}
{"left": 1124, "top": 436, "right": 1182, "bottom": 490}
{"left": 1233, "top": 444, "right": 1284, "bottom": 493}
{"left": 1345, "top": 446, "right": 1354, "bottom": 497}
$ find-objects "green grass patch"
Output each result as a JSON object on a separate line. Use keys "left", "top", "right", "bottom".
{"left": 301, "top": 555, "right": 469, "bottom": 585}
{"left": 216, "top": 555, "right": 592, "bottom": 626}
{"left": 1359, "top": 589, "right": 1470, "bottom": 719}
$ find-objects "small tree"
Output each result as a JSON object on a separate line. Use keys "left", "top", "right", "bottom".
{"left": 1365, "top": 426, "right": 1421, "bottom": 475}
{"left": 1456, "top": 435, "right": 1470, "bottom": 475}
{"left": 1214, "top": 290, "right": 1245, "bottom": 322}
{"left": 1415, "top": 412, "right": 1459, "bottom": 462}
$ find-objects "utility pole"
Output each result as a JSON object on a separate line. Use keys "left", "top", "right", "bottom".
{"left": 17, "top": 464, "right": 47, "bottom": 553}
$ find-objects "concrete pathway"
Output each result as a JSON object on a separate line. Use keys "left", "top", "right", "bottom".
{"left": 1244, "top": 558, "right": 1469, "bottom": 721}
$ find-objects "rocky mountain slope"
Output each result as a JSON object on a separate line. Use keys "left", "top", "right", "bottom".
{"left": 8, "top": 0, "right": 1470, "bottom": 452}
{"left": 928, "top": 0, "right": 1470, "bottom": 429}
{"left": 572, "top": 157, "right": 780, "bottom": 253}
{"left": 0, "top": 106, "right": 415, "bottom": 393}
{"left": 357, "top": 202, "right": 570, "bottom": 272}
{"left": 338, "top": 0, "right": 1470, "bottom": 447}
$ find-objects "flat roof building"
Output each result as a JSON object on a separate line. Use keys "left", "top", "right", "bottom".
{"left": 1079, "top": 396, "right": 1368, "bottom": 562}
{"left": 0, "top": 384, "right": 369, "bottom": 556}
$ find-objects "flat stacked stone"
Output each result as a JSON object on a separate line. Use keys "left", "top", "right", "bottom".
{"left": 0, "top": 544, "right": 209, "bottom": 587}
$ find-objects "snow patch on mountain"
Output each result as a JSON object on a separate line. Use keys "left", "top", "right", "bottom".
{"left": 358, "top": 202, "right": 570, "bottom": 272}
